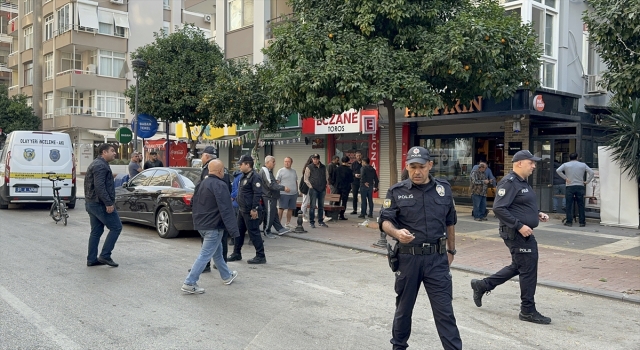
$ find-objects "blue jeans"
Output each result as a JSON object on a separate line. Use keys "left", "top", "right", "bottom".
{"left": 308, "top": 188, "right": 326, "bottom": 224}
{"left": 471, "top": 194, "right": 487, "bottom": 219}
{"left": 360, "top": 186, "right": 374, "bottom": 216}
{"left": 85, "top": 201, "right": 123, "bottom": 262}
{"left": 552, "top": 184, "right": 566, "bottom": 211}
{"left": 185, "top": 229, "right": 233, "bottom": 285}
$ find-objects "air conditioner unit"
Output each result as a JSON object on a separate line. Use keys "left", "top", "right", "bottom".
{"left": 110, "top": 0, "right": 124, "bottom": 4}
{"left": 586, "top": 74, "right": 606, "bottom": 94}
{"left": 204, "top": 14, "right": 212, "bottom": 23}
{"left": 110, "top": 118, "right": 126, "bottom": 129}
{"left": 264, "top": 38, "right": 275, "bottom": 48}
{"left": 87, "top": 64, "right": 96, "bottom": 74}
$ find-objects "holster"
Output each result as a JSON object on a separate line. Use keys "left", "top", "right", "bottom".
{"left": 438, "top": 236, "right": 447, "bottom": 254}
{"left": 387, "top": 242, "right": 399, "bottom": 272}
{"left": 499, "top": 225, "right": 517, "bottom": 240}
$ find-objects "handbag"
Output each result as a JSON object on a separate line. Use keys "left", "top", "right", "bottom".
{"left": 299, "top": 180, "right": 309, "bottom": 195}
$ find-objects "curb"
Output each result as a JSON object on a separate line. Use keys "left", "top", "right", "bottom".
{"left": 282, "top": 232, "right": 640, "bottom": 304}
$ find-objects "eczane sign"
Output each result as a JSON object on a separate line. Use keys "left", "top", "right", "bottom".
{"left": 302, "top": 109, "right": 361, "bottom": 134}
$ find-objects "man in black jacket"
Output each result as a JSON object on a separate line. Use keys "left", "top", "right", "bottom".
{"left": 333, "top": 156, "right": 354, "bottom": 220}
{"left": 228, "top": 155, "right": 266, "bottom": 264}
{"left": 182, "top": 159, "right": 239, "bottom": 294}
{"left": 85, "top": 143, "right": 122, "bottom": 267}
{"left": 358, "top": 157, "right": 379, "bottom": 219}
{"left": 143, "top": 151, "right": 164, "bottom": 169}
{"left": 350, "top": 151, "right": 363, "bottom": 214}
{"left": 327, "top": 155, "right": 340, "bottom": 194}
{"left": 304, "top": 153, "right": 330, "bottom": 228}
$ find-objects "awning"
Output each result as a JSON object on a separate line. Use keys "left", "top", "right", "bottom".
{"left": 146, "top": 134, "right": 178, "bottom": 141}
{"left": 113, "top": 12, "right": 129, "bottom": 28}
{"left": 88, "top": 129, "right": 115, "bottom": 142}
{"left": 98, "top": 9, "right": 113, "bottom": 24}
{"left": 77, "top": 3, "right": 99, "bottom": 30}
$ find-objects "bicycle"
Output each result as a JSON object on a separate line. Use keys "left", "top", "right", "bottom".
{"left": 44, "top": 172, "right": 69, "bottom": 226}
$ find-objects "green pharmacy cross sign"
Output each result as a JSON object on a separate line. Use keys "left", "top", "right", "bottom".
{"left": 115, "top": 127, "right": 133, "bottom": 144}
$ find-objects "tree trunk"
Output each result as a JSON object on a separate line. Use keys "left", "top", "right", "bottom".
{"left": 252, "top": 124, "right": 264, "bottom": 168}
{"left": 385, "top": 99, "right": 398, "bottom": 185}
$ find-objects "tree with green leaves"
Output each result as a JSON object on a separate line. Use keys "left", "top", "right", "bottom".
{"left": 264, "top": 0, "right": 541, "bottom": 183}
{"left": 583, "top": 0, "right": 640, "bottom": 102}
{"left": 0, "top": 84, "right": 41, "bottom": 146}
{"left": 123, "top": 24, "right": 228, "bottom": 154}
{"left": 200, "top": 60, "right": 288, "bottom": 166}
{"left": 605, "top": 98, "right": 640, "bottom": 182}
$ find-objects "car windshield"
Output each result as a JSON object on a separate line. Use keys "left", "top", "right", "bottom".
{"left": 173, "top": 168, "right": 201, "bottom": 189}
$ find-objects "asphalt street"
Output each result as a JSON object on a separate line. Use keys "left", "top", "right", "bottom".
{"left": 1, "top": 200, "right": 639, "bottom": 350}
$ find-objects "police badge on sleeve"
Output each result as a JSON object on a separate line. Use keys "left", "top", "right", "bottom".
{"left": 383, "top": 199, "right": 392, "bottom": 208}
{"left": 436, "top": 185, "right": 445, "bottom": 197}
{"left": 498, "top": 188, "right": 506, "bottom": 196}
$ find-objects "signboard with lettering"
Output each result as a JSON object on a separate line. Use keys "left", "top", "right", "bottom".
{"left": 302, "top": 109, "right": 361, "bottom": 134}
{"left": 508, "top": 142, "right": 522, "bottom": 155}
{"left": 132, "top": 114, "right": 159, "bottom": 139}
{"left": 368, "top": 125, "right": 380, "bottom": 198}
{"left": 115, "top": 127, "right": 133, "bottom": 144}
{"left": 362, "top": 110, "right": 378, "bottom": 134}
{"left": 405, "top": 97, "right": 483, "bottom": 117}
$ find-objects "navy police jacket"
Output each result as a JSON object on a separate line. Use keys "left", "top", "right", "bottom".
{"left": 379, "top": 176, "right": 457, "bottom": 245}
{"left": 191, "top": 175, "right": 240, "bottom": 237}
{"left": 237, "top": 169, "right": 263, "bottom": 213}
{"left": 493, "top": 171, "right": 539, "bottom": 231}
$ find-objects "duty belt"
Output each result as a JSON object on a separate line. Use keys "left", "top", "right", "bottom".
{"left": 499, "top": 225, "right": 517, "bottom": 234}
{"left": 398, "top": 243, "right": 439, "bottom": 255}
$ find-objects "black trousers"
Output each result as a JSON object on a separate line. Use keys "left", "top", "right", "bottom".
{"left": 565, "top": 185, "right": 586, "bottom": 224}
{"left": 351, "top": 182, "right": 360, "bottom": 212}
{"left": 234, "top": 211, "right": 265, "bottom": 258}
{"left": 337, "top": 188, "right": 350, "bottom": 217}
{"left": 391, "top": 253, "right": 462, "bottom": 350}
{"left": 483, "top": 234, "right": 539, "bottom": 313}
{"left": 264, "top": 197, "right": 284, "bottom": 234}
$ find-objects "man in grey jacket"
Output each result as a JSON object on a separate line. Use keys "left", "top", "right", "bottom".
{"left": 260, "top": 155, "right": 291, "bottom": 238}
{"left": 556, "top": 153, "right": 595, "bottom": 227}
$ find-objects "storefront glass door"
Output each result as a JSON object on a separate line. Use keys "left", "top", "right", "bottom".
{"left": 532, "top": 138, "right": 576, "bottom": 212}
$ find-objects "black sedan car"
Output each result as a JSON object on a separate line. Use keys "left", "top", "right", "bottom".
{"left": 115, "top": 167, "right": 201, "bottom": 238}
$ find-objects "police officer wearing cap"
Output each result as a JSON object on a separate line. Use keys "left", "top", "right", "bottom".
{"left": 470, "top": 150, "right": 552, "bottom": 325}
{"left": 228, "top": 155, "right": 267, "bottom": 264}
{"left": 380, "top": 146, "right": 462, "bottom": 350}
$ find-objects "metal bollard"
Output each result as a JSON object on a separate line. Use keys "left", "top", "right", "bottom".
{"left": 293, "top": 209, "right": 307, "bottom": 233}
{"left": 372, "top": 216, "right": 387, "bottom": 249}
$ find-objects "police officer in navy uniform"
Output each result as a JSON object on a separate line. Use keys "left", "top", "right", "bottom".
{"left": 228, "top": 155, "right": 267, "bottom": 264}
{"left": 470, "top": 150, "right": 552, "bottom": 324}
{"left": 380, "top": 146, "right": 462, "bottom": 350}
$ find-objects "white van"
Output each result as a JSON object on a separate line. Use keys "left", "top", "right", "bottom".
{"left": 0, "top": 131, "right": 76, "bottom": 209}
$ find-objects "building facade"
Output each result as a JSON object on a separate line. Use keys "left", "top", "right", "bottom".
{"left": 5, "top": 0, "right": 214, "bottom": 172}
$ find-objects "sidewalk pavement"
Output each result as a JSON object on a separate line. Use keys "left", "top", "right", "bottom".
{"left": 282, "top": 206, "right": 640, "bottom": 303}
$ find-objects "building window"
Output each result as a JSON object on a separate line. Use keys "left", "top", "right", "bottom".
{"left": 44, "top": 15, "right": 54, "bottom": 41}
{"left": 162, "top": 21, "right": 170, "bottom": 35}
{"left": 228, "top": 0, "right": 254, "bottom": 31}
{"left": 24, "top": 62, "right": 33, "bottom": 85}
{"left": 163, "top": 0, "right": 170, "bottom": 10}
{"left": 61, "top": 52, "right": 82, "bottom": 72}
{"left": 24, "top": 26, "right": 33, "bottom": 50}
{"left": 44, "top": 92, "right": 54, "bottom": 118}
{"left": 534, "top": 0, "right": 556, "bottom": 9}
{"left": 582, "top": 28, "right": 600, "bottom": 76}
{"left": 26, "top": 97, "right": 32, "bottom": 108}
{"left": 91, "top": 90, "right": 125, "bottom": 118}
{"left": 23, "top": 0, "right": 33, "bottom": 15}
{"left": 57, "top": 4, "right": 72, "bottom": 35}
{"left": 44, "top": 54, "right": 54, "bottom": 80}
{"left": 231, "top": 54, "right": 253, "bottom": 64}
{"left": 97, "top": 50, "right": 126, "bottom": 78}
{"left": 98, "top": 9, "right": 128, "bottom": 38}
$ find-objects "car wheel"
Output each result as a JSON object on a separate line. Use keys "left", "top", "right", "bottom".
{"left": 67, "top": 199, "right": 76, "bottom": 209}
{"left": 156, "top": 207, "right": 180, "bottom": 239}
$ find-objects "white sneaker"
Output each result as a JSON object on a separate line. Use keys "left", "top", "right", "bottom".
{"left": 324, "top": 216, "right": 332, "bottom": 222}
{"left": 302, "top": 217, "right": 308, "bottom": 222}
{"left": 181, "top": 283, "right": 205, "bottom": 294}
{"left": 223, "top": 271, "right": 238, "bottom": 285}
{"left": 277, "top": 227, "right": 290, "bottom": 235}
{"left": 285, "top": 223, "right": 292, "bottom": 228}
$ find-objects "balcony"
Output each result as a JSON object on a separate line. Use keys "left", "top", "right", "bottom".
{"left": 7, "top": 17, "right": 17, "bottom": 37}
{"left": 54, "top": 25, "right": 127, "bottom": 53}
{"left": 7, "top": 51, "right": 18, "bottom": 68}
{"left": 7, "top": 85, "right": 18, "bottom": 97}
{"left": 55, "top": 69, "right": 127, "bottom": 93}
{"left": 265, "top": 13, "right": 294, "bottom": 39}
{"left": 43, "top": 108, "right": 111, "bottom": 131}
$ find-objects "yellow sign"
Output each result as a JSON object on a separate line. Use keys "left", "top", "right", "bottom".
{"left": 11, "top": 173, "right": 73, "bottom": 179}
{"left": 176, "top": 122, "right": 237, "bottom": 140}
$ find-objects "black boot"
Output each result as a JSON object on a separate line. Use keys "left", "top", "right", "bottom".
{"left": 471, "top": 279, "right": 489, "bottom": 307}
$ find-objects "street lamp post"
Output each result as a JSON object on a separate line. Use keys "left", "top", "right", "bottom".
{"left": 132, "top": 58, "right": 148, "bottom": 152}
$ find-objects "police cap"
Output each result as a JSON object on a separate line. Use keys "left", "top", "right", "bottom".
{"left": 406, "top": 146, "right": 431, "bottom": 164}
{"left": 238, "top": 154, "right": 254, "bottom": 163}
{"left": 512, "top": 150, "right": 542, "bottom": 162}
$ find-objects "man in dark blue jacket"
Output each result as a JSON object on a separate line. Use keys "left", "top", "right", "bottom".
{"left": 182, "top": 159, "right": 240, "bottom": 294}
{"left": 228, "top": 155, "right": 266, "bottom": 264}
{"left": 85, "top": 143, "right": 122, "bottom": 267}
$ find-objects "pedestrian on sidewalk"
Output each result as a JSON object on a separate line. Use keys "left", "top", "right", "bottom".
{"left": 470, "top": 161, "right": 490, "bottom": 221}
{"left": 229, "top": 155, "right": 267, "bottom": 265}
{"left": 556, "top": 153, "right": 594, "bottom": 227}
{"left": 380, "top": 146, "right": 462, "bottom": 350}
{"left": 260, "top": 155, "right": 291, "bottom": 238}
{"left": 85, "top": 143, "right": 122, "bottom": 268}
{"left": 143, "top": 151, "right": 163, "bottom": 169}
{"left": 327, "top": 155, "right": 340, "bottom": 195}
{"left": 358, "top": 157, "right": 378, "bottom": 219}
{"left": 333, "top": 156, "right": 354, "bottom": 220}
{"left": 128, "top": 152, "right": 142, "bottom": 178}
{"left": 350, "top": 151, "right": 363, "bottom": 215}
{"left": 276, "top": 157, "right": 298, "bottom": 228}
{"left": 182, "top": 160, "right": 239, "bottom": 294}
{"left": 470, "top": 150, "right": 552, "bottom": 325}
{"left": 304, "top": 153, "right": 330, "bottom": 228}
{"left": 299, "top": 155, "right": 314, "bottom": 222}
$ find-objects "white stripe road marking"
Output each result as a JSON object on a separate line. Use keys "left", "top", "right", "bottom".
{"left": 293, "top": 280, "right": 345, "bottom": 295}
{"left": 0, "top": 285, "right": 82, "bottom": 349}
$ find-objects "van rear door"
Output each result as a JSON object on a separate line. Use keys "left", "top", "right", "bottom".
{"left": 41, "top": 133, "right": 73, "bottom": 198}
{"left": 9, "top": 132, "right": 44, "bottom": 198}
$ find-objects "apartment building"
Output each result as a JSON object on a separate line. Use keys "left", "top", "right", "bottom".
{"left": 0, "top": 2, "right": 18, "bottom": 86}
{"left": 212, "top": 0, "right": 611, "bottom": 213}
{"left": 5, "top": 0, "right": 214, "bottom": 172}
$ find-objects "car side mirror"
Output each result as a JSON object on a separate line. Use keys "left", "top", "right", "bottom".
{"left": 122, "top": 183, "right": 128, "bottom": 188}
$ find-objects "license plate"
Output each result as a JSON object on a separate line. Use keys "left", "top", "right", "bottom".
{"left": 16, "top": 187, "right": 38, "bottom": 193}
